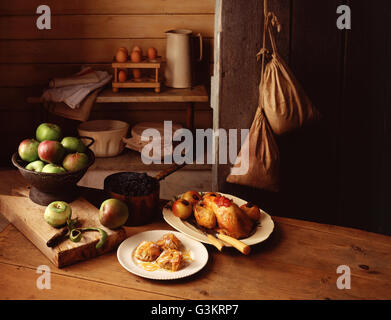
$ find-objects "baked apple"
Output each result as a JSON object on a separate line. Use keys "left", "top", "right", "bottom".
{"left": 182, "top": 190, "right": 201, "bottom": 206}
{"left": 172, "top": 199, "right": 193, "bottom": 220}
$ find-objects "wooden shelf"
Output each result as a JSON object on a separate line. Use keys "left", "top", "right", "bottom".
{"left": 89, "top": 149, "right": 212, "bottom": 172}
{"left": 27, "top": 85, "right": 209, "bottom": 104}
{"left": 112, "top": 57, "right": 162, "bottom": 69}
{"left": 97, "top": 85, "right": 208, "bottom": 103}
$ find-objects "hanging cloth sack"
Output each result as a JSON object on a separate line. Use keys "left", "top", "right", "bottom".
{"left": 226, "top": 107, "right": 280, "bottom": 192}
{"left": 226, "top": 12, "right": 281, "bottom": 192}
{"left": 260, "top": 19, "right": 321, "bottom": 135}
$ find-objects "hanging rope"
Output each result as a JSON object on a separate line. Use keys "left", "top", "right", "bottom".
{"left": 256, "top": 0, "right": 282, "bottom": 85}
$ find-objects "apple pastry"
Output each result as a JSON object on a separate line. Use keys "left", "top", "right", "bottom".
{"left": 156, "top": 233, "right": 182, "bottom": 250}
{"left": 155, "top": 249, "right": 183, "bottom": 272}
{"left": 134, "top": 241, "right": 162, "bottom": 262}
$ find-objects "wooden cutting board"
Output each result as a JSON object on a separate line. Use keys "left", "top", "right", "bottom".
{"left": 0, "top": 170, "right": 126, "bottom": 268}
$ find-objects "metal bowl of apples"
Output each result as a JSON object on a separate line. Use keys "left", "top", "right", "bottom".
{"left": 12, "top": 123, "right": 95, "bottom": 206}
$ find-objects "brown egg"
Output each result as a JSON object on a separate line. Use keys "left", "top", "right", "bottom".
{"left": 147, "top": 47, "right": 157, "bottom": 60}
{"left": 116, "top": 49, "right": 128, "bottom": 63}
{"left": 118, "top": 46, "right": 128, "bottom": 55}
{"left": 132, "top": 68, "right": 142, "bottom": 79}
{"left": 132, "top": 45, "right": 143, "bottom": 56}
{"left": 118, "top": 70, "right": 127, "bottom": 82}
{"left": 130, "top": 50, "right": 142, "bottom": 63}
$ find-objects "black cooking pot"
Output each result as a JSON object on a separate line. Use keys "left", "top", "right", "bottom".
{"left": 104, "top": 164, "right": 185, "bottom": 226}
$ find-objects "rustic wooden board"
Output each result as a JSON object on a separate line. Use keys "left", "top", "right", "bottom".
{"left": 0, "top": 171, "right": 126, "bottom": 268}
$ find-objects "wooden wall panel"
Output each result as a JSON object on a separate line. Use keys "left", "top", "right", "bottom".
{"left": 0, "top": 15, "right": 214, "bottom": 39}
{"left": 0, "top": 39, "right": 214, "bottom": 64}
{"left": 0, "top": 0, "right": 215, "bottom": 15}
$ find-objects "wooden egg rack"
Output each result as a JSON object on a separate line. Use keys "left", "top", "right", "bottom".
{"left": 112, "top": 57, "right": 161, "bottom": 93}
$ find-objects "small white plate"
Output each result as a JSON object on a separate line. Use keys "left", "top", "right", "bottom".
{"left": 117, "top": 230, "right": 209, "bottom": 280}
{"left": 163, "top": 193, "right": 275, "bottom": 246}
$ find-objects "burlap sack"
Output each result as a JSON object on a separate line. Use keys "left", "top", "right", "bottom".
{"left": 260, "top": 27, "right": 321, "bottom": 135}
{"left": 226, "top": 107, "right": 279, "bottom": 192}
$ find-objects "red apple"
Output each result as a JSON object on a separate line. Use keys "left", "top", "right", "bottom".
{"left": 62, "top": 152, "right": 89, "bottom": 172}
{"left": 172, "top": 199, "right": 193, "bottom": 220}
{"left": 99, "top": 198, "right": 129, "bottom": 229}
{"left": 18, "top": 139, "right": 39, "bottom": 162}
{"left": 182, "top": 190, "right": 201, "bottom": 206}
{"left": 38, "top": 140, "right": 65, "bottom": 164}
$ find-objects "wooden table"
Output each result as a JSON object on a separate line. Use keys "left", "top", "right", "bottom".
{"left": 28, "top": 85, "right": 209, "bottom": 131}
{"left": 0, "top": 170, "right": 390, "bottom": 300}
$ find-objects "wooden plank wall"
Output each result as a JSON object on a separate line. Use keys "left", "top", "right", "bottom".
{"left": 218, "top": 0, "right": 391, "bottom": 235}
{"left": 0, "top": 0, "right": 215, "bottom": 165}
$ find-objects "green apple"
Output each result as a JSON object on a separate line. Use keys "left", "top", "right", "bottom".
{"left": 36, "top": 123, "right": 62, "bottom": 142}
{"left": 99, "top": 198, "right": 129, "bottom": 229}
{"left": 42, "top": 163, "right": 66, "bottom": 174}
{"left": 18, "top": 139, "right": 39, "bottom": 162}
{"left": 44, "top": 201, "right": 72, "bottom": 228}
{"left": 25, "top": 160, "right": 45, "bottom": 172}
{"left": 61, "top": 137, "right": 86, "bottom": 153}
{"left": 62, "top": 152, "right": 89, "bottom": 172}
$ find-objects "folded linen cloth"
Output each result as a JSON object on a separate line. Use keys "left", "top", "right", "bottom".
{"left": 43, "top": 88, "right": 102, "bottom": 122}
{"left": 49, "top": 68, "right": 101, "bottom": 88}
{"left": 42, "top": 69, "right": 112, "bottom": 109}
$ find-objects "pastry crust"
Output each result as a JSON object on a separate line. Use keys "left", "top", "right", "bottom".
{"left": 156, "top": 233, "right": 182, "bottom": 250}
{"left": 134, "top": 241, "right": 162, "bottom": 262}
{"left": 156, "top": 249, "right": 183, "bottom": 272}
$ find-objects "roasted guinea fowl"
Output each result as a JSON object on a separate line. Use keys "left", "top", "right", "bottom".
{"left": 197, "top": 193, "right": 255, "bottom": 239}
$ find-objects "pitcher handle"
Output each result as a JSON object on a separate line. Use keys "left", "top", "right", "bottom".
{"left": 196, "top": 33, "right": 203, "bottom": 61}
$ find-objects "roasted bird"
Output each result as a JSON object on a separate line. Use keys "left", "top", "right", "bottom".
{"left": 240, "top": 203, "right": 261, "bottom": 221}
{"left": 194, "top": 201, "right": 217, "bottom": 229}
{"left": 201, "top": 194, "right": 255, "bottom": 239}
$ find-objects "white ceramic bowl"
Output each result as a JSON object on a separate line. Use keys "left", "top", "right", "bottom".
{"left": 78, "top": 120, "right": 129, "bottom": 157}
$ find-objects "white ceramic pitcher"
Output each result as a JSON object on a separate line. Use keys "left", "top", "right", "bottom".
{"left": 164, "top": 29, "right": 203, "bottom": 88}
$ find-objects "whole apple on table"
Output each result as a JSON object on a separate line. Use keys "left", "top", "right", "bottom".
{"left": 18, "top": 123, "right": 90, "bottom": 173}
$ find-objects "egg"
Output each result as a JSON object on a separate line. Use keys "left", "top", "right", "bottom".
{"left": 118, "top": 46, "right": 128, "bottom": 55}
{"left": 132, "top": 45, "right": 143, "bottom": 56}
{"left": 118, "top": 70, "right": 127, "bottom": 82}
{"left": 116, "top": 49, "right": 128, "bottom": 63}
{"left": 147, "top": 47, "right": 157, "bottom": 60}
{"left": 130, "top": 50, "right": 142, "bottom": 63}
{"left": 132, "top": 68, "right": 142, "bottom": 79}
